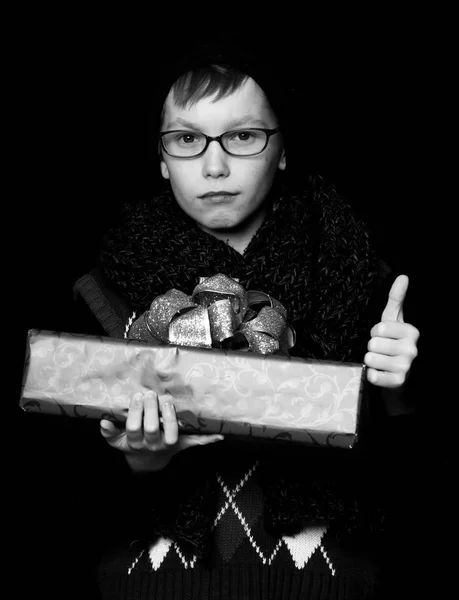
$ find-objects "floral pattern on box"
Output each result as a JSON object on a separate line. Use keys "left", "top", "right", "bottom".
{"left": 20, "top": 330, "right": 365, "bottom": 448}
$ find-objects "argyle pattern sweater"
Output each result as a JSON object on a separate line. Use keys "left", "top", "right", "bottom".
{"left": 70, "top": 274, "right": 387, "bottom": 598}
{"left": 70, "top": 180, "right": 413, "bottom": 598}
{"left": 97, "top": 456, "right": 382, "bottom": 599}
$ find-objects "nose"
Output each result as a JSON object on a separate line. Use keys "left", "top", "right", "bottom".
{"left": 201, "top": 140, "right": 230, "bottom": 178}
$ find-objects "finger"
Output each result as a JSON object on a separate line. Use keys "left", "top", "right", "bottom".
{"left": 125, "top": 392, "right": 145, "bottom": 448}
{"left": 364, "top": 351, "right": 412, "bottom": 375}
{"left": 364, "top": 352, "right": 394, "bottom": 372}
{"left": 100, "top": 419, "right": 121, "bottom": 440}
{"left": 370, "top": 320, "right": 417, "bottom": 340}
{"left": 381, "top": 274, "right": 408, "bottom": 323}
{"left": 367, "top": 336, "right": 400, "bottom": 356}
{"left": 142, "top": 390, "right": 161, "bottom": 446}
{"left": 161, "top": 401, "right": 179, "bottom": 446}
{"left": 368, "top": 335, "right": 419, "bottom": 362}
{"left": 179, "top": 434, "right": 225, "bottom": 451}
{"left": 366, "top": 367, "right": 405, "bottom": 388}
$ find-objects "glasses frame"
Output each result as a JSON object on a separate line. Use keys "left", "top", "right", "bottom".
{"left": 159, "top": 127, "right": 281, "bottom": 158}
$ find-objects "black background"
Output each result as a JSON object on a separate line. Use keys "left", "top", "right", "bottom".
{"left": 12, "top": 18, "right": 443, "bottom": 599}
{"left": 18, "top": 29, "right": 428, "bottom": 333}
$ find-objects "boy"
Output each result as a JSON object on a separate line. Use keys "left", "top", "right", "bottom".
{"left": 71, "top": 43, "right": 419, "bottom": 598}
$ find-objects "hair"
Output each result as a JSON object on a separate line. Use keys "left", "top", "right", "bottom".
{"left": 150, "top": 43, "right": 291, "bottom": 174}
{"left": 159, "top": 64, "right": 259, "bottom": 129}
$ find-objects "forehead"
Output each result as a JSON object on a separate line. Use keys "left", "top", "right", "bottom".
{"left": 162, "top": 77, "right": 276, "bottom": 131}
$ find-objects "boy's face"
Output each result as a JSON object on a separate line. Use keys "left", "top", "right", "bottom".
{"left": 159, "top": 77, "right": 286, "bottom": 235}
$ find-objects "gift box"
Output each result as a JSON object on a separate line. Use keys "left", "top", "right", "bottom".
{"left": 19, "top": 329, "right": 366, "bottom": 449}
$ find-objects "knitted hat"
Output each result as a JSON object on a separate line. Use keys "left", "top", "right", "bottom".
{"left": 150, "top": 39, "right": 293, "bottom": 139}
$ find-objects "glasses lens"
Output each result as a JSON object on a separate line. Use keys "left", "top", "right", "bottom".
{"left": 223, "top": 130, "right": 267, "bottom": 155}
{"left": 162, "top": 132, "right": 206, "bottom": 157}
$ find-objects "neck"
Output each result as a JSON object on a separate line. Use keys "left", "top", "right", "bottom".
{"left": 200, "top": 207, "right": 267, "bottom": 255}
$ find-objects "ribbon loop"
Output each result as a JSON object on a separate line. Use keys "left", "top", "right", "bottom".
{"left": 129, "top": 274, "right": 296, "bottom": 355}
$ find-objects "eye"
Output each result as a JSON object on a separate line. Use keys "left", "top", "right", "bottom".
{"left": 232, "top": 131, "right": 254, "bottom": 142}
{"left": 177, "top": 133, "right": 201, "bottom": 144}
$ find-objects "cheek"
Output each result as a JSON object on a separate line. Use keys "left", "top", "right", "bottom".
{"left": 167, "top": 165, "right": 199, "bottom": 193}
{"left": 164, "top": 150, "right": 280, "bottom": 193}
{"left": 259, "top": 146, "right": 283, "bottom": 173}
{"left": 244, "top": 156, "right": 279, "bottom": 188}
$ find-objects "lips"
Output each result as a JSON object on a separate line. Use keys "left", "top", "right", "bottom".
{"left": 199, "top": 191, "right": 239, "bottom": 198}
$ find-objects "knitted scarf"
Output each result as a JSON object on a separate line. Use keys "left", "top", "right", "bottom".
{"left": 100, "top": 174, "right": 380, "bottom": 363}
{"left": 98, "top": 173, "right": 387, "bottom": 558}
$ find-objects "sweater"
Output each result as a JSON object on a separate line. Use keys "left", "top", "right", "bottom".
{"left": 70, "top": 177, "right": 409, "bottom": 598}
{"left": 96, "top": 454, "right": 382, "bottom": 599}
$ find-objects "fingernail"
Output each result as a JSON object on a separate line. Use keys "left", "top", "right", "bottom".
{"left": 144, "top": 390, "right": 156, "bottom": 399}
{"left": 161, "top": 402, "right": 175, "bottom": 417}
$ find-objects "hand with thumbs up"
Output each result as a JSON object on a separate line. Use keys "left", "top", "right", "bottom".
{"left": 364, "top": 275, "right": 420, "bottom": 388}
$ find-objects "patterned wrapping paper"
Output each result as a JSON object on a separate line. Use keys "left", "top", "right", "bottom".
{"left": 19, "top": 330, "right": 366, "bottom": 449}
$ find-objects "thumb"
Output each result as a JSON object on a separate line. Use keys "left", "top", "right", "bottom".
{"left": 100, "top": 419, "right": 123, "bottom": 444}
{"left": 381, "top": 274, "right": 409, "bottom": 322}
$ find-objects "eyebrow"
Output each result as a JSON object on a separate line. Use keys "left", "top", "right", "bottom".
{"left": 163, "top": 115, "right": 270, "bottom": 131}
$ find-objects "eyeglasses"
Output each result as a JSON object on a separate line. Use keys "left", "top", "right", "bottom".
{"left": 159, "top": 127, "right": 281, "bottom": 158}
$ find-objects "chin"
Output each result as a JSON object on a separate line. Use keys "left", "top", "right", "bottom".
{"left": 202, "top": 221, "right": 238, "bottom": 233}
{"left": 200, "top": 214, "right": 241, "bottom": 231}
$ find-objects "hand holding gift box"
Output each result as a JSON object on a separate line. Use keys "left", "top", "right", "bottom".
{"left": 20, "top": 275, "right": 366, "bottom": 448}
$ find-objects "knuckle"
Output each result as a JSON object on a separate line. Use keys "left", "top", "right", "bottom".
{"left": 401, "top": 337, "right": 417, "bottom": 354}
{"left": 127, "top": 442, "right": 145, "bottom": 452}
{"left": 125, "top": 424, "right": 139, "bottom": 435}
{"left": 145, "top": 442, "right": 162, "bottom": 453}
{"left": 407, "top": 345, "right": 418, "bottom": 360}
{"left": 164, "top": 437, "right": 178, "bottom": 448}
{"left": 397, "top": 356, "right": 411, "bottom": 372}
{"left": 143, "top": 425, "right": 160, "bottom": 437}
{"left": 410, "top": 325, "right": 420, "bottom": 342}
{"left": 162, "top": 439, "right": 178, "bottom": 452}
{"left": 367, "top": 368, "right": 377, "bottom": 384}
{"left": 375, "top": 322, "right": 386, "bottom": 336}
{"left": 393, "top": 372, "right": 405, "bottom": 387}
{"left": 364, "top": 351, "right": 374, "bottom": 366}
{"left": 367, "top": 338, "right": 376, "bottom": 352}
{"left": 163, "top": 427, "right": 179, "bottom": 445}
{"left": 371, "top": 322, "right": 381, "bottom": 336}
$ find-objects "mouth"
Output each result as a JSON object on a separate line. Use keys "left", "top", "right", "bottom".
{"left": 199, "top": 191, "right": 239, "bottom": 199}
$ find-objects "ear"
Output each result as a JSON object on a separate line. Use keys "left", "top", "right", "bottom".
{"left": 278, "top": 148, "right": 287, "bottom": 171}
{"left": 160, "top": 158, "right": 170, "bottom": 180}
